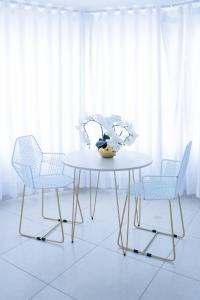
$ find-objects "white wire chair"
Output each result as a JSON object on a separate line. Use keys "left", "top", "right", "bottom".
{"left": 118, "top": 141, "right": 192, "bottom": 261}
{"left": 12, "top": 135, "right": 83, "bottom": 243}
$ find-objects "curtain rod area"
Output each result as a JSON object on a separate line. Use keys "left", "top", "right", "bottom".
{"left": 1, "top": 0, "right": 200, "bottom": 13}
{"left": 83, "top": 0, "right": 200, "bottom": 14}
{"left": 84, "top": 0, "right": 200, "bottom": 13}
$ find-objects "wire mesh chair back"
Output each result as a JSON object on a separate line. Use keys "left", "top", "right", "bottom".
{"left": 175, "top": 141, "right": 192, "bottom": 196}
{"left": 12, "top": 135, "right": 42, "bottom": 187}
{"left": 161, "top": 160, "right": 181, "bottom": 176}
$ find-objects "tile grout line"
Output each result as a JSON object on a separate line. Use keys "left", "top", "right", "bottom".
{"left": 96, "top": 225, "right": 169, "bottom": 269}
{"left": 1, "top": 194, "right": 200, "bottom": 299}
{"left": 27, "top": 285, "right": 50, "bottom": 300}
{"left": 28, "top": 284, "right": 78, "bottom": 300}
{"left": 0, "top": 224, "right": 59, "bottom": 257}
{"left": 1, "top": 239, "right": 97, "bottom": 285}
{"left": 158, "top": 201, "right": 200, "bottom": 280}
{"left": 48, "top": 242, "right": 160, "bottom": 300}
{"left": 138, "top": 264, "right": 164, "bottom": 300}
{"left": 93, "top": 220, "right": 167, "bottom": 269}
{"left": 160, "top": 267, "right": 200, "bottom": 283}
{"left": 47, "top": 244, "right": 99, "bottom": 286}
{"left": 139, "top": 263, "right": 200, "bottom": 300}
{"left": 98, "top": 242, "right": 164, "bottom": 270}
{"left": 0, "top": 256, "right": 48, "bottom": 284}
{"left": 0, "top": 238, "right": 30, "bottom": 257}
{"left": 72, "top": 230, "right": 118, "bottom": 247}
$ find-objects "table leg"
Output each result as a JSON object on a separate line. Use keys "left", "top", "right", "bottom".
{"left": 71, "top": 168, "right": 81, "bottom": 243}
{"left": 89, "top": 170, "right": 100, "bottom": 220}
{"left": 126, "top": 170, "right": 131, "bottom": 252}
{"left": 117, "top": 170, "right": 131, "bottom": 255}
{"left": 114, "top": 171, "right": 127, "bottom": 255}
{"left": 135, "top": 169, "right": 141, "bottom": 226}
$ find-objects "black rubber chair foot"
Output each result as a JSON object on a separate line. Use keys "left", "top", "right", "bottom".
{"left": 58, "top": 219, "right": 67, "bottom": 223}
{"left": 146, "top": 253, "right": 152, "bottom": 257}
{"left": 36, "top": 237, "right": 41, "bottom": 240}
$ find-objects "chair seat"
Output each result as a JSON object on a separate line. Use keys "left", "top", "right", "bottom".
{"left": 131, "top": 181, "right": 177, "bottom": 200}
{"left": 34, "top": 174, "right": 73, "bottom": 189}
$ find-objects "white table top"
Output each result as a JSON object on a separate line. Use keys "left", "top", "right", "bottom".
{"left": 64, "top": 150, "right": 152, "bottom": 171}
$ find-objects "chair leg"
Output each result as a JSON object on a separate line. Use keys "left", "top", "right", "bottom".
{"left": 19, "top": 184, "right": 26, "bottom": 236}
{"left": 134, "top": 198, "right": 141, "bottom": 227}
{"left": 136, "top": 169, "right": 142, "bottom": 226}
{"left": 169, "top": 200, "right": 176, "bottom": 261}
{"left": 19, "top": 185, "right": 64, "bottom": 243}
{"left": 118, "top": 197, "right": 177, "bottom": 261}
{"left": 42, "top": 188, "right": 84, "bottom": 224}
{"left": 133, "top": 196, "right": 185, "bottom": 240}
{"left": 178, "top": 194, "right": 185, "bottom": 238}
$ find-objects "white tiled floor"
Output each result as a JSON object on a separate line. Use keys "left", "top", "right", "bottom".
{"left": 0, "top": 189, "right": 200, "bottom": 300}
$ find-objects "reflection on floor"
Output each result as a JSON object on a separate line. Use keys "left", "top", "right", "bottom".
{"left": 0, "top": 188, "right": 200, "bottom": 300}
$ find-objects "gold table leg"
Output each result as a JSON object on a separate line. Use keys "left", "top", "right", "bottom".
{"left": 71, "top": 168, "right": 81, "bottom": 242}
{"left": 114, "top": 171, "right": 127, "bottom": 255}
{"left": 89, "top": 170, "right": 100, "bottom": 219}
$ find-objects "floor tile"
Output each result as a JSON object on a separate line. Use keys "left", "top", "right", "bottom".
{"left": 51, "top": 248, "right": 158, "bottom": 300}
{"left": 141, "top": 269, "right": 200, "bottom": 300}
{"left": 31, "top": 285, "right": 75, "bottom": 300}
{"left": 99, "top": 226, "right": 177, "bottom": 267}
{"left": 59, "top": 189, "right": 129, "bottom": 245}
{"left": 138, "top": 198, "right": 197, "bottom": 234}
{"left": 0, "top": 209, "right": 50, "bottom": 255}
{"left": 163, "top": 236, "right": 200, "bottom": 281}
{"left": 181, "top": 196, "right": 200, "bottom": 211}
{"left": 52, "top": 247, "right": 159, "bottom": 300}
{"left": 186, "top": 211, "right": 200, "bottom": 238}
{"left": 63, "top": 216, "right": 117, "bottom": 245}
{"left": 0, "top": 258, "right": 45, "bottom": 300}
{"left": 0, "top": 191, "right": 199, "bottom": 300}
{"left": 2, "top": 234, "right": 95, "bottom": 283}
{"left": 1, "top": 190, "right": 87, "bottom": 223}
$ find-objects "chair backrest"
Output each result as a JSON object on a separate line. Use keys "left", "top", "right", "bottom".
{"left": 161, "top": 160, "right": 181, "bottom": 177}
{"left": 175, "top": 141, "right": 192, "bottom": 196}
{"left": 12, "top": 135, "right": 42, "bottom": 180}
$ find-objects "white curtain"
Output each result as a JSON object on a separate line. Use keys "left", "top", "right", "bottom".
{"left": 0, "top": 1, "right": 199, "bottom": 199}
{"left": 83, "top": 5, "right": 200, "bottom": 196}
{"left": 160, "top": 4, "right": 200, "bottom": 195}
{"left": 0, "top": 2, "right": 82, "bottom": 198}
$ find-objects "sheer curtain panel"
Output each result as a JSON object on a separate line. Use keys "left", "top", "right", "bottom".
{"left": 0, "top": 2, "right": 82, "bottom": 198}
{"left": 0, "top": 1, "right": 199, "bottom": 199}
{"left": 83, "top": 5, "right": 200, "bottom": 196}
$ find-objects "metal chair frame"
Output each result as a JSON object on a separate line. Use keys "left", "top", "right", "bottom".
{"left": 12, "top": 135, "right": 83, "bottom": 244}
{"left": 118, "top": 142, "right": 192, "bottom": 261}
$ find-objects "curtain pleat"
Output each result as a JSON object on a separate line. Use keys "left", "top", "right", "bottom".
{"left": 0, "top": 2, "right": 199, "bottom": 198}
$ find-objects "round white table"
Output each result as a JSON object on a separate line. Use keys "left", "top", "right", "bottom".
{"left": 64, "top": 149, "right": 152, "bottom": 252}
{"left": 64, "top": 149, "right": 152, "bottom": 172}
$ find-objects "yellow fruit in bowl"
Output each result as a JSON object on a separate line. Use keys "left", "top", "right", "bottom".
{"left": 98, "top": 145, "right": 116, "bottom": 158}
